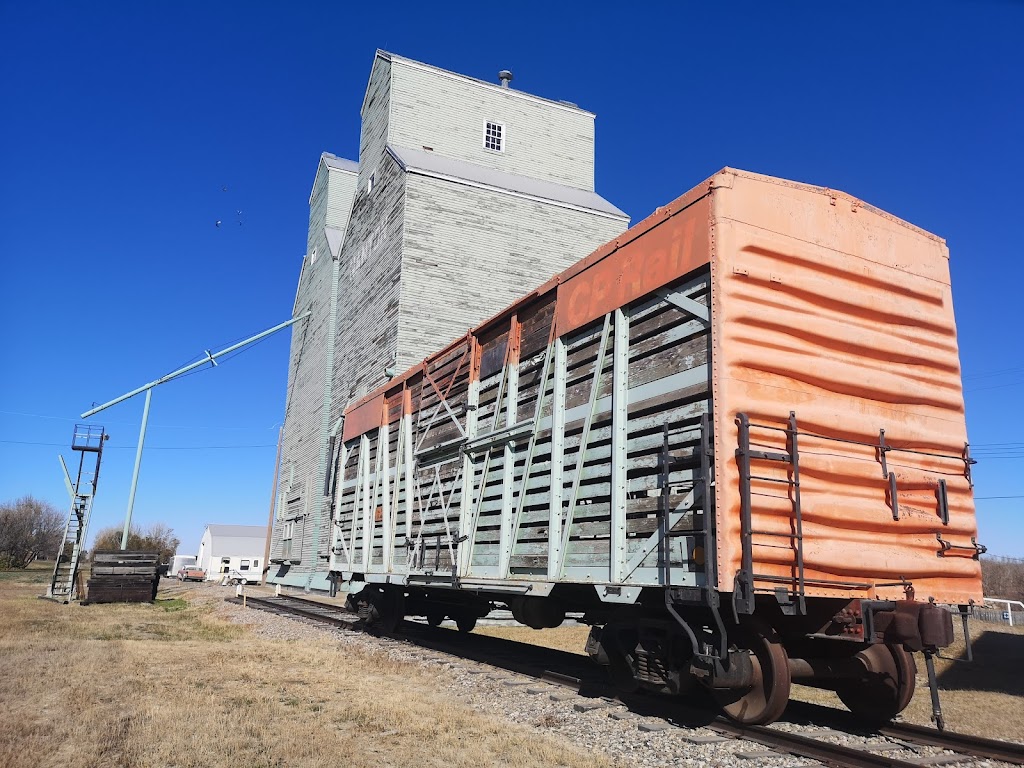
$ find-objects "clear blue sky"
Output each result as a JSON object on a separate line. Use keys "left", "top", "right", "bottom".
{"left": 1, "top": 2, "right": 1022, "bottom": 558}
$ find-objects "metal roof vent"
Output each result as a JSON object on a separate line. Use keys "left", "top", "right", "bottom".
{"left": 498, "top": 70, "right": 513, "bottom": 89}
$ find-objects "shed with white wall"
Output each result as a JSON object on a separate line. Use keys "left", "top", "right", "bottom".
{"left": 196, "top": 524, "right": 268, "bottom": 581}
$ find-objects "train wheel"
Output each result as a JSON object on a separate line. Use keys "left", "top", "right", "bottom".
{"left": 836, "top": 643, "right": 916, "bottom": 723}
{"left": 456, "top": 613, "right": 477, "bottom": 633}
{"left": 426, "top": 609, "right": 445, "bottom": 628}
{"left": 367, "top": 587, "right": 405, "bottom": 633}
{"left": 711, "top": 625, "right": 791, "bottom": 725}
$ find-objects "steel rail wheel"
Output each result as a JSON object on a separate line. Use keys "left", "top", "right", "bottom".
{"left": 836, "top": 643, "right": 916, "bottom": 722}
{"left": 711, "top": 625, "right": 792, "bottom": 725}
{"left": 455, "top": 612, "right": 477, "bottom": 633}
{"left": 367, "top": 587, "right": 405, "bottom": 633}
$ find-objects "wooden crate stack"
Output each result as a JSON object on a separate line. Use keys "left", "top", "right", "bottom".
{"left": 85, "top": 551, "right": 160, "bottom": 604}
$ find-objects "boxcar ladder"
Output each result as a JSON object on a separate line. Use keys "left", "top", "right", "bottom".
{"left": 48, "top": 424, "right": 107, "bottom": 602}
{"left": 733, "top": 411, "right": 806, "bottom": 617}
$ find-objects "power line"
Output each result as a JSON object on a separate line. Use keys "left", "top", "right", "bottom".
{"left": 975, "top": 495, "right": 1024, "bottom": 500}
{"left": 0, "top": 439, "right": 274, "bottom": 450}
{"left": 963, "top": 366, "right": 1024, "bottom": 381}
{"left": 0, "top": 409, "right": 275, "bottom": 430}
{"left": 966, "top": 380, "right": 1024, "bottom": 394}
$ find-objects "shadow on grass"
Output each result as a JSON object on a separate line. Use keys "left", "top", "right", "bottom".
{"left": 938, "top": 627, "right": 1024, "bottom": 696}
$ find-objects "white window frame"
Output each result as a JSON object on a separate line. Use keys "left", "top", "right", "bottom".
{"left": 367, "top": 169, "right": 376, "bottom": 194}
{"left": 483, "top": 120, "right": 505, "bottom": 153}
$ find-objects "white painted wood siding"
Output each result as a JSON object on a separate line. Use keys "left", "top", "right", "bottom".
{"left": 397, "top": 174, "right": 627, "bottom": 371}
{"left": 332, "top": 153, "right": 407, "bottom": 412}
{"left": 388, "top": 59, "right": 596, "bottom": 190}
{"left": 272, "top": 162, "right": 356, "bottom": 569}
{"left": 357, "top": 58, "right": 391, "bottom": 199}
{"left": 327, "top": 167, "right": 358, "bottom": 231}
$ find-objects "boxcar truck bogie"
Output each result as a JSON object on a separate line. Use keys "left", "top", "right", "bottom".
{"left": 326, "top": 169, "right": 982, "bottom": 727}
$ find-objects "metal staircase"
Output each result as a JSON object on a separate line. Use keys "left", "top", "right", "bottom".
{"left": 48, "top": 424, "right": 107, "bottom": 602}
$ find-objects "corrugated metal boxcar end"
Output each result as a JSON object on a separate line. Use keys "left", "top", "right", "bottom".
{"left": 326, "top": 168, "right": 983, "bottom": 727}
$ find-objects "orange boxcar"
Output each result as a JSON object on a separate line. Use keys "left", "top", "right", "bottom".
{"left": 330, "top": 169, "right": 982, "bottom": 725}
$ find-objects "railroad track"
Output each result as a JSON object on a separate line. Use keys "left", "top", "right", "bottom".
{"left": 228, "top": 593, "right": 1024, "bottom": 768}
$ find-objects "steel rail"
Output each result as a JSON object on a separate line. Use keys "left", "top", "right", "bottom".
{"left": 710, "top": 722, "right": 923, "bottom": 768}
{"left": 235, "top": 594, "right": 360, "bottom": 630}
{"left": 879, "top": 721, "right": 1024, "bottom": 766}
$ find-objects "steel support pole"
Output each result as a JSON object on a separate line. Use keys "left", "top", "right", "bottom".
{"left": 121, "top": 388, "right": 152, "bottom": 549}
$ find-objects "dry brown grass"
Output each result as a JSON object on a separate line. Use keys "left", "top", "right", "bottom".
{"left": 474, "top": 624, "right": 591, "bottom": 655}
{"left": 0, "top": 575, "right": 613, "bottom": 768}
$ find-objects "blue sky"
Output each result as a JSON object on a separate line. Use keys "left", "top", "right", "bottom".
{"left": 1, "top": 2, "right": 1022, "bottom": 557}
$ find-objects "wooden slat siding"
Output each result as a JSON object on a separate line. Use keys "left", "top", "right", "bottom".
{"left": 86, "top": 551, "right": 160, "bottom": 603}
{"left": 387, "top": 57, "right": 597, "bottom": 190}
{"left": 326, "top": 165, "right": 358, "bottom": 233}
{"left": 332, "top": 261, "right": 713, "bottom": 587}
{"left": 92, "top": 552, "right": 159, "bottom": 564}
{"left": 330, "top": 56, "right": 402, "bottom": 431}
{"left": 398, "top": 174, "right": 627, "bottom": 377}
{"left": 273, "top": 165, "right": 330, "bottom": 563}
{"left": 334, "top": 154, "right": 409, "bottom": 411}
{"left": 356, "top": 57, "right": 392, "bottom": 208}
{"left": 272, "top": 155, "right": 358, "bottom": 569}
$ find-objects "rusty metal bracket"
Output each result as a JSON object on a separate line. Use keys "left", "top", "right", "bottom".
{"left": 888, "top": 472, "right": 899, "bottom": 521}
{"left": 962, "top": 442, "right": 976, "bottom": 489}
{"left": 936, "top": 533, "right": 987, "bottom": 559}
{"left": 877, "top": 429, "right": 890, "bottom": 477}
{"left": 936, "top": 479, "right": 949, "bottom": 526}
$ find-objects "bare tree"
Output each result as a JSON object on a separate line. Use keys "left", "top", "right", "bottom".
{"left": 91, "top": 523, "right": 181, "bottom": 564}
{"left": 982, "top": 557, "right": 1024, "bottom": 603}
{"left": 0, "top": 496, "right": 66, "bottom": 569}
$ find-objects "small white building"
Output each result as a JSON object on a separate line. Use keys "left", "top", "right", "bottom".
{"left": 196, "top": 524, "right": 268, "bottom": 581}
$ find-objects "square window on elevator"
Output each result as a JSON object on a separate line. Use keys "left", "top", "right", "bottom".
{"left": 484, "top": 121, "right": 504, "bottom": 152}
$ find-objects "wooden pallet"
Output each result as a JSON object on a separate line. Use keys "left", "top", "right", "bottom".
{"left": 83, "top": 551, "right": 160, "bottom": 604}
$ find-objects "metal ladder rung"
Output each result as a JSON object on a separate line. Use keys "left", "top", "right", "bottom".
{"left": 749, "top": 474, "right": 798, "bottom": 485}
{"left": 749, "top": 450, "right": 791, "bottom": 462}
{"left": 750, "top": 529, "right": 802, "bottom": 539}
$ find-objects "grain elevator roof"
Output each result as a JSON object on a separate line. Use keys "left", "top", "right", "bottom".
{"left": 386, "top": 144, "right": 628, "bottom": 220}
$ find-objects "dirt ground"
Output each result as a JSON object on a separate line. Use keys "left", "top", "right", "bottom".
{"left": 0, "top": 567, "right": 611, "bottom": 768}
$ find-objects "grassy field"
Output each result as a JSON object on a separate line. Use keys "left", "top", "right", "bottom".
{"left": 0, "top": 569, "right": 611, "bottom": 768}
{"left": 5, "top": 565, "right": 1020, "bottom": 768}
{"left": 478, "top": 618, "right": 1024, "bottom": 739}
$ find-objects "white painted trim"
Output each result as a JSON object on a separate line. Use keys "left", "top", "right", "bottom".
{"left": 547, "top": 337, "right": 566, "bottom": 580}
{"left": 482, "top": 119, "right": 505, "bottom": 153}
{"left": 610, "top": 308, "right": 629, "bottom": 583}
{"left": 401, "top": 164, "right": 628, "bottom": 221}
